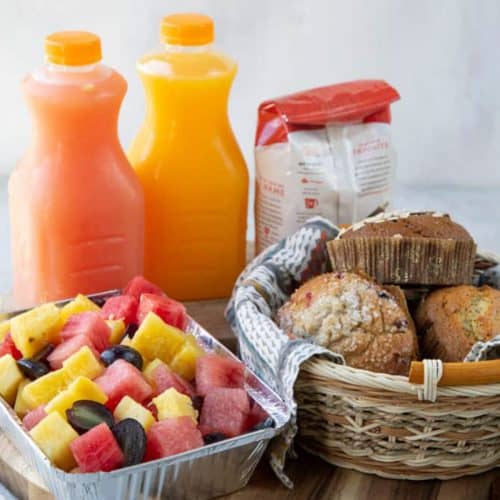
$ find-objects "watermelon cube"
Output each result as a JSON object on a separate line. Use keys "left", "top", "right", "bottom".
{"left": 0, "top": 333, "right": 22, "bottom": 360}
{"left": 70, "top": 423, "right": 124, "bottom": 472}
{"left": 124, "top": 276, "right": 165, "bottom": 301}
{"left": 23, "top": 405, "right": 47, "bottom": 431}
{"left": 137, "top": 294, "right": 187, "bottom": 330}
{"left": 101, "top": 295, "right": 138, "bottom": 325}
{"left": 195, "top": 354, "right": 245, "bottom": 397}
{"left": 245, "top": 401, "right": 269, "bottom": 431}
{"left": 144, "top": 360, "right": 194, "bottom": 398}
{"left": 95, "top": 359, "right": 153, "bottom": 410}
{"left": 199, "top": 388, "right": 250, "bottom": 438}
{"left": 47, "top": 334, "right": 99, "bottom": 370}
{"left": 61, "top": 312, "right": 111, "bottom": 352}
{"left": 144, "top": 417, "right": 203, "bottom": 461}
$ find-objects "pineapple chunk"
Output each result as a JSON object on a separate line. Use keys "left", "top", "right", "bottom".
{"left": 24, "top": 346, "right": 103, "bottom": 410}
{"left": 30, "top": 412, "right": 78, "bottom": 471}
{"left": 153, "top": 387, "right": 198, "bottom": 422}
{"left": 142, "top": 358, "right": 164, "bottom": 385}
{"left": 14, "top": 379, "right": 31, "bottom": 417}
{"left": 114, "top": 395, "right": 155, "bottom": 431}
{"left": 46, "top": 377, "right": 107, "bottom": 418}
{"left": 0, "top": 320, "right": 10, "bottom": 342}
{"left": 58, "top": 294, "right": 100, "bottom": 329}
{"left": 120, "top": 335, "right": 133, "bottom": 347}
{"left": 10, "top": 303, "right": 61, "bottom": 357}
{"left": 105, "top": 319, "right": 126, "bottom": 345}
{"left": 169, "top": 335, "right": 204, "bottom": 381}
{"left": 63, "top": 346, "right": 104, "bottom": 380}
{"left": 0, "top": 354, "right": 24, "bottom": 405}
{"left": 131, "top": 313, "right": 185, "bottom": 364}
{"left": 22, "top": 369, "right": 70, "bottom": 409}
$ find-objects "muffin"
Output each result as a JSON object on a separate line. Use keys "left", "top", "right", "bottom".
{"left": 276, "top": 272, "right": 418, "bottom": 375}
{"left": 327, "top": 211, "right": 476, "bottom": 285}
{"left": 416, "top": 285, "right": 500, "bottom": 361}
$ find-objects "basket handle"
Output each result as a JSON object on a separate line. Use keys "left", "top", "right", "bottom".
{"left": 409, "top": 359, "right": 500, "bottom": 386}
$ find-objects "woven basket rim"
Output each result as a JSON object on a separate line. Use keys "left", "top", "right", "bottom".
{"left": 303, "top": 356, "right": 500, "bottom": 398}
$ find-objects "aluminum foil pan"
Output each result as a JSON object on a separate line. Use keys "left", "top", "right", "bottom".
{"left": 0, "top": 291, "right": 289, "bottom": 500}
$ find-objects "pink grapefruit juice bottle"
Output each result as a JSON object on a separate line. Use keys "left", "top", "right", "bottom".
{"left": 9, "top": 31, "right": 144, "bottom": 307}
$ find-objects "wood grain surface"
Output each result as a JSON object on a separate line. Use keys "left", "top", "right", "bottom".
{"left": 0, "top": 297, "right": 498, "bottom": 500}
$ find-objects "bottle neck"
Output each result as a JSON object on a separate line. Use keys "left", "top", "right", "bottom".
{"left": 26, "top": 62, "right": 123, "bottom": 148}
{"left": 140, "top": 43, "right": 235, "bottom": 130}
{"left": 162, "top": 42, "right": 213, "bottom": 53}
{"left": 45, "top": 62, "right": 100, "bottom": 73}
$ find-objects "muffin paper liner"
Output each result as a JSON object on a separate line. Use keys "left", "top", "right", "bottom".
{"left": 327, "top": 236, "right": 476, "bottom": 285}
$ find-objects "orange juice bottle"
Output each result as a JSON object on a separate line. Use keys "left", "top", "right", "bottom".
{"left": 9, "top": 32, "right": 144, "bottom": 307}
{"left": 128, "top": 14, "right": 248, "bottom": 300}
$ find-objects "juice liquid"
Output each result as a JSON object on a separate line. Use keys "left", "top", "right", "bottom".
{"left": 9, "top": 32, "right": 144, "bottom": 307}
{"left": 128, "top": 14, "right": 248, "bottom": 300}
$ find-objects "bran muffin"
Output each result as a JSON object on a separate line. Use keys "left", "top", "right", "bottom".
{"left": 276, "top": 272, "right": 418, "bottom": 375}
{"left": 416, "top": 285, "right": 500, "bottom": 361}
{"left": 327, "top": 211, "right": 476, "bottom": 286}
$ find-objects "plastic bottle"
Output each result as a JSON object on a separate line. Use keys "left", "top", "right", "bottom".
{"left": 128, "top": 14, "right": 248, "bottom": 300}
{"left": 9, "top": 31, "right": 144, "bottom": 307}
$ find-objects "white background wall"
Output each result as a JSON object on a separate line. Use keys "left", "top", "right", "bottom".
{"left": 1, "top": 0, "right": 499, "bottom": 187}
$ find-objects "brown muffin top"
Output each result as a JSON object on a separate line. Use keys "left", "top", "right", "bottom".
{"left": 276, "top": 272, "right": 418, "bottom": 375}
{"left": 416, "top": 285, "right": 500, "bottom": 361}
{"left": 338, "top": 212, "right": 472, "bottom": 240}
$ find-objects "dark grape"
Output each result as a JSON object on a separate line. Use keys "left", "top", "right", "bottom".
{"left": 67, "top": 400, "right": 114, "bottom": 434}
{"left": 191, "top": 395, "right": 204, "bottom": 413}
{"left": 33, "top": 343, "right": 55, "bottom": 362}
{"left": 203, "top": 432, "right": 228, "bottom": 445}
{"left": 16, "top": 358, "right": 50, "bottom": 380}
{"left": 125, "top": 323, "right": 138, "bottom": 338}
{"left": 100, "top": 345, "right": 143, "bottom": 370}
{"left": 112, "top": 418, "right": 146, "bottom": 467}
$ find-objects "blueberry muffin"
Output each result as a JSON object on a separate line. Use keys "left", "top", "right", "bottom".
{"left": 416, "top": 285, "right": 500, "bottom": 361}
{"left": 276, "top": 272, "right": 418, "bottom": 375}
{"left": 327, "top": 211, "right": 476, "bottom": 285}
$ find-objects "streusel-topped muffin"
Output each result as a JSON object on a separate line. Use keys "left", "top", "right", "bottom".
{"left": 276, "top": 272, "right": 418, "bottom": 375}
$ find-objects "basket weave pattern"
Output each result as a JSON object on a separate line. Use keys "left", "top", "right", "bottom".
{"left": 295, "top": 358, "right": 500, "bottom": 479}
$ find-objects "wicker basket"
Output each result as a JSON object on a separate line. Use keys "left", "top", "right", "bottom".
{"left": 294, "top": 357, "right": 500, "bottom": 480}
{"left": 227, "top": 215, "right": 500, "bottom": 483}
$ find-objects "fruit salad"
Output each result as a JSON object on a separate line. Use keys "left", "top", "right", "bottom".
{"left": 0, "top": 276, "right": 272, "bottom": 472}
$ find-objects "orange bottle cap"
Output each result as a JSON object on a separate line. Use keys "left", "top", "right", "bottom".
{"left": 45, "top": 31, "right": 102, "bottom": 66}
{"left": 161, "top": 13, "right": 214, "bottom": 46}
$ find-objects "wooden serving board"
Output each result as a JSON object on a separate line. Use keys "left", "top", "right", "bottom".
{"left": 0, "top": 297, "right": 499, "bottom": 500}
